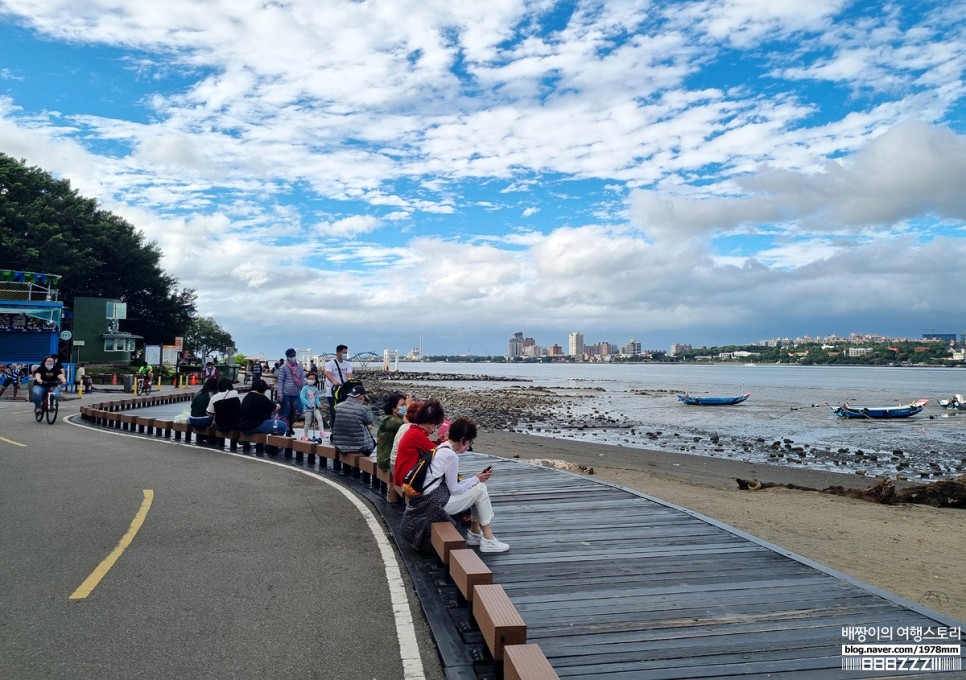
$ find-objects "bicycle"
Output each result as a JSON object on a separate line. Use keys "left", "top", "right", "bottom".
{"left": 35, "top": 381, "right": 60, "bottom": 424}
{"left": 136, "top": 375, "right": 153, "bottom": 396}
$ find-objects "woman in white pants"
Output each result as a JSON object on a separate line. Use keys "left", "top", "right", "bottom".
{"left": 401, "top": 417, "right": 509, "bottom": 553}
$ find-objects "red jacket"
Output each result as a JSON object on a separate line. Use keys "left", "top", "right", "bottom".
{"left": 393, "top": 426, "right": 435, "bottom": 486}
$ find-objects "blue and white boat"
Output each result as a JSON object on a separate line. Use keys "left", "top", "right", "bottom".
{"left": 678, "top": 392, "right": 751, "bottom": 406}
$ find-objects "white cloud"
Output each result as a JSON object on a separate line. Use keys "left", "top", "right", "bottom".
{"left": 2, "top": 1, "right": 965, "bottom": 352}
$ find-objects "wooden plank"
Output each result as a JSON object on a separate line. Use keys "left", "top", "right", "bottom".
{"left": 504, "top": 644, "right": 559, "bottom": 680}
{"left": 430, "top": 522, "right": 465, "bottom": 565}
{"left": 449, "top": 548, "right": 492, "bottom": 602}
{"left": 473, "top": 584, "right": 527, "bottom": 661}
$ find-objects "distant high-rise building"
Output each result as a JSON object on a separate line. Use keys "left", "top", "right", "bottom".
{"left": 621, "top": 339, "right": 641, "bottom": 355}
{"left": 507, "top": 331, "right": 524, "bottom": 358}
{"left": 549, "top": 344, "right": 563, "bottom": 356}
{"left": 670, "top": 343, "right": 692, "bottom": 356}
{"left": 568, "top": 331, "right": 584, "bottom": 357}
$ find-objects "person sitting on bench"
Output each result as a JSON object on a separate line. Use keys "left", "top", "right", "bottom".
{"left": 401, "top": 417, "right": 509, "bottom": 554}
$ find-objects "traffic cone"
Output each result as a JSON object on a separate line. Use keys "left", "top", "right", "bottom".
{"left": 112, "top": 373, "right": 117, "bottom": 385}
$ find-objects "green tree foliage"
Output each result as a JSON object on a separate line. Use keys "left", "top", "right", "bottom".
{"left": 0, "top": 153, "right": 196, "bottom": 342}
{"left": 185, "top": 316, "right": 234, "bottom": 363}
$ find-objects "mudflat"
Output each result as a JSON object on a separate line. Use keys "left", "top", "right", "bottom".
{"left": 476, "top": 429, "right": 966, "bottom": 622}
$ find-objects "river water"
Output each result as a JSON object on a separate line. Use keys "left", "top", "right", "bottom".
{"left": 395, "top": 362, "right": 966, "bottom": 482}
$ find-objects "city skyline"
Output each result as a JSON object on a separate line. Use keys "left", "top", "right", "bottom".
{"left": 2, "top": 2, "right": 965, "bottom": 356}
{"left": 501, "top": 328, "right": 965, "bottom": 359}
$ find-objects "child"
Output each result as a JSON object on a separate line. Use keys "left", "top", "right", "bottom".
{"left": 299, "top": 372, "right": 325, "bottom": 440}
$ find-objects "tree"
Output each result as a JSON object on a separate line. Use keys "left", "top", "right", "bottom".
{"left": 184, "top": 316, "right": 235, "bottom": 363}
{"left": 0, "top": 153, "right": 195, "bottom": 342}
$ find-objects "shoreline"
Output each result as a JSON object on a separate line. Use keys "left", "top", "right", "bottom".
{"left": 361, "top": 372, "right": 966, "bottom": 482}
{"left": 476, "top": 430, "right": 966, "bottom": 622}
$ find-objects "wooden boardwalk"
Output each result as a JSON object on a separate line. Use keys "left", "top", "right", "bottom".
{"left": 455, "top": 452, "right": 963, "bottom": 679}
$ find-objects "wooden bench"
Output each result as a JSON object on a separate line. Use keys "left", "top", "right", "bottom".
{"left": 315, "top": 443, "right": 336, "bottom": 469}
{"left": 473, "top": 584, "right": 527, "bottom": 661}
{"left": 117, "top": 413, "right": 137, "bottom": 431}
{"left": 430, "top": 522, "right": 465, "bottom": 565}
{"left": 238, "top": 432, "right": 269, "bottom": 455}
{"left": 338, "top": 452, "right": 361, "bottom": 476}
{"left": 291, "top": 438, "right": 316, "bottom": 464}
{"left": 375, "top": 465, "right": 393, "bottom": 498}
{"left": 154, "top": 419, "right": 175, "bottom": 440}
{"left": 504, "top": 644, "right": 559, "bottom": 680}
{"left": 266, "top": 434, "right": 294, "bottom": 459}
{"left": 141, "top": 416, "right": 158, "bottom": 435}
{"left": 449, "top": 548, "right": 492, "bottom": 602}
{"left": 168, "top": 420, "right": 190, "bottom": 442}
{"left": 356, "top": 455, "right": 376, "bottom": 485}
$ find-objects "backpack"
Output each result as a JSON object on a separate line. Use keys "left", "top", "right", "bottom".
{"left": 401, "top": 447, "right": 438, "bottom": 497}
{"left": 333, "top": 378, "right": 364, "bottom": 404}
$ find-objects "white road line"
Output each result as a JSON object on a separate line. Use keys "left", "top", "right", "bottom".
{"left": 65, "top": 416, "right": 426, "bottom": 679}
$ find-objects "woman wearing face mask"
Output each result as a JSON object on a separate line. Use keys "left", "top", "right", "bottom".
{"left": 401, "top": 417, "right": 509, "bottom": 553}
{"left": 32, "top": 355, "right": 66, "bottom": 413}
{"left": 376, "top": 392, "right": 409, "bottom": 470}
{"left": 392, "top": 399, "right": 445, "bottom": 487}
{"left": 299, "top": 372, "right": 325, "bottom": 439}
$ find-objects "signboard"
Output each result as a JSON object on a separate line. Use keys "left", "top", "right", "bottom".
{"left": 145, "top": 344, "right": 162, "bottom": 366}
{"left": 162, "top": 345, "right": 179, "bottom": 366}
{"left": 174, "top": 336, "right": 183, "bottom": 350}
{"left": 73, "top": 340, "right": 86, "bottom": 346}
{"left": 60, "top": 330, "right": 72, "bottom": 340}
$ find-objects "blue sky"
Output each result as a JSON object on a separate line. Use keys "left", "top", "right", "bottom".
{"left": 2, "top": 0, "right": 965, "bottom": 357}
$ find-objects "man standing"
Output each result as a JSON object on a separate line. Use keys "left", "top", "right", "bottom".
{"left": 276, "top": 348, "right": 305, "bottom": 436}
{"left": 324, "top": 344, "right": 352, "bottom": 426}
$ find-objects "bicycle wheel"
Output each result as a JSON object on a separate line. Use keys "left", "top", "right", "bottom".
{"left": 136, "top": 380, "right": 144, "bottom": 396}
{"left": 46, "top": 395, "right": 58, "bottom": 424}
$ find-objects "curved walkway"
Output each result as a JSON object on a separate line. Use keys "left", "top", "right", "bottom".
{"left": 12, "top": 389, "right": 964, "bottom": 679}
{"left": 0, "top": 393, "right": 439, "bottom": 680}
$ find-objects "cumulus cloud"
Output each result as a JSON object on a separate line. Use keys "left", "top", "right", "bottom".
{"left": 632, "top": 122, "right": 966, "bottom": 242}
{"left": 1, "top": 1, "right": 965, "bottom": 352}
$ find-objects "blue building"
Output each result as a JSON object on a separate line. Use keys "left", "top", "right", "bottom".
{"left": 0, "top": 270, "right": 63, "bottom": 363}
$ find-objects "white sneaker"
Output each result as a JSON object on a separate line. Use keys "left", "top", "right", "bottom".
{"left": 479, "top": 536, "right": 509, "bottom": 553}
{"left": 465, "top": 530, "right": 482, "bottom": 546}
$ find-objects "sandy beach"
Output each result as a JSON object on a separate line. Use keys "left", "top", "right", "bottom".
{"left": 476, "top": 430, "right": 966, "bottom": 622}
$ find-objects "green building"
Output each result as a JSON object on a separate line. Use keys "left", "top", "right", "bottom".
{"left": 71, "top": 297, "right": 142, "bottom": 363}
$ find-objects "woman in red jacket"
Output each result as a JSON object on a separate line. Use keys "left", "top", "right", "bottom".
{"left": 393, "top": 399, "right": 446, "bottom": 486}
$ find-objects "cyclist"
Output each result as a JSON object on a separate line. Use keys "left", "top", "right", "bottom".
{"left": 32, "top": 355, "right": 66, "bottom": 413}
{"left": 138, "top": 362, "right": 154, "bottom": 392}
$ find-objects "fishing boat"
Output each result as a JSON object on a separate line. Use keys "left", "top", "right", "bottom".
{"left": 678, "top": 392, "right": 751, "bottom": 406}
{"left": 937, "top": 394, "right": 965, "bottom": 410}
{"left": 827, "top": 399, "right": 929, "bottom": 419}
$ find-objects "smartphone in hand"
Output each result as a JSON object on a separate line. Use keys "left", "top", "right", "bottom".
{"left": 482, "top": 465, "right": 493, "bottom": 473}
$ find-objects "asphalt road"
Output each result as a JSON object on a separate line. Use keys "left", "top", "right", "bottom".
{"left": 0, "top": 394, "right": 444, "bottom": 680}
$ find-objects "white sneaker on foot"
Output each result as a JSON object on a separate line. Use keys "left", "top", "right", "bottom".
{"left": 465, "top": 530, "right": 481, "bottom": 546}
{"left": 479, "top": 536, "right": 509, "bottom": 553}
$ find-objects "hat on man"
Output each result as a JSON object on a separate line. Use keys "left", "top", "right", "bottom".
{"left": 285, "top": 348, "right": 297, "bottom": 358}
{"left": 348, "top": 383, "right": 366, "bottom": 398}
